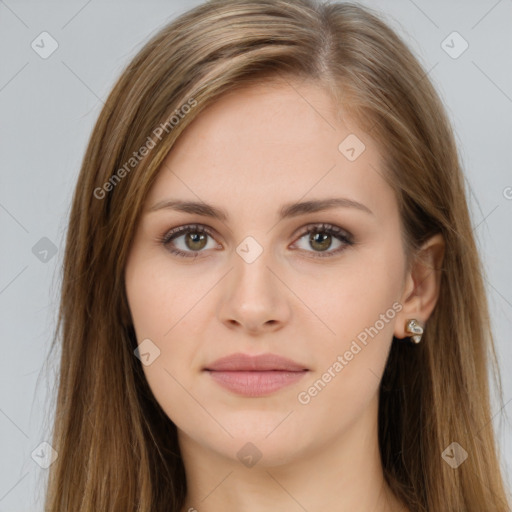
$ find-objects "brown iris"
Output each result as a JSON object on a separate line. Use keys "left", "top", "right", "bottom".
{"left": 185, "top": 231, "right": 208, "bottom": 251}
{"left": 309, "top": 231, "right": 332, "bottom": 252}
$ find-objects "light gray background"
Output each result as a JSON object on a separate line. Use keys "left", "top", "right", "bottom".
{"left": 0, "top": 1, "right": 511, "bottom": 510}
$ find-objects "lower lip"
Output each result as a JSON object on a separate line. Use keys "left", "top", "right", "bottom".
{"left": 206, "top": 370, "right": 308, "bottom": 396}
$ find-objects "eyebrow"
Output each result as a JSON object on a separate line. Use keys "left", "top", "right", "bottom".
{"left": 147, "top": 197, "right": 373, "bottom": 220}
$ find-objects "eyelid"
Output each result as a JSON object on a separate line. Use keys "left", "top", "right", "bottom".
{"left": 292, "top": 222, "right": 353, "bottom": 243}
{"left": 160, "top": 223, "right": 217, "bottom": 244}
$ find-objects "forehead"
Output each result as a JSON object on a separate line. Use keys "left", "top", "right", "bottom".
{"left": 146, "top": 79, "right": 395, "bottom": 221}
{"left": 169, "top": 78, "right": 350, "bottom": 162}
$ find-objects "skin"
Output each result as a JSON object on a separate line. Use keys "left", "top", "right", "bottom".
{"left": 124, "top": 77, "right": 444, "bottom": 512}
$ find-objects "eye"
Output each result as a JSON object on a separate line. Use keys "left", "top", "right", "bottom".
{"left": 159, "top": 224, "right": 220, "bottom": 258}
{"left": 291, "top": 223, "right": 354, "bottom": 258}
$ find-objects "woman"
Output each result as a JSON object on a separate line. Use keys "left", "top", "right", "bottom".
{"left": 43, "top": 0, "right": 511, "bottom": 510}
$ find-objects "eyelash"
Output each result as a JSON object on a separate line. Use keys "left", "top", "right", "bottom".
{"left": 158, "top": 222, "right": 354, "bottom": 259}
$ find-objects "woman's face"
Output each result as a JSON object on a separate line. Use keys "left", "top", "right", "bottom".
{"left": 124, "top": 78, "right": 409, "bottom": 466}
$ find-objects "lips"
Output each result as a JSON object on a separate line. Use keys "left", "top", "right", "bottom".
{"left": 203, "top": 352, "right": 309, "bottom": 372}
{"left": 203, "top": 353, "right": 309, "bottom": 397}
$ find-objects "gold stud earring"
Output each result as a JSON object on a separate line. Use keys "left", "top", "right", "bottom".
{"left": 405, "top": 319, "right": 423, "bottom": 344}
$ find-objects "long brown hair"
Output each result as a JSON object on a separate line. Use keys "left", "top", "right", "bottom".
{"left": 42, "top": 1, "right": 511, "bottom": 510}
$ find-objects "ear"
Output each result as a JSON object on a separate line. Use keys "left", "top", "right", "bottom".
{"left": 394, "top": 233, "right": 445, "bottom": 340}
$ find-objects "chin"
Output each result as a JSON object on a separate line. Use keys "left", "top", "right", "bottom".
{"left": 184, "top": 417, "right": 313, "bottom": 468}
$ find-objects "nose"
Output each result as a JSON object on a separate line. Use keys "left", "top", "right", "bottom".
{"left": 216, "top": 244, "right": 291, "bottom": 334}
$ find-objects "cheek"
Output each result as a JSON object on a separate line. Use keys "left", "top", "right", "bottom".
{"left": 125, "top": 251, "right": 202, "bottom": 340}
{"left": 125, "top": 256, "right": 202, "bottom": 427}
{"left": 125, "top": 249, "right": 216, "bottom": 402}
{"left": 299, "top": 244, "right": 403, "bottom": 345}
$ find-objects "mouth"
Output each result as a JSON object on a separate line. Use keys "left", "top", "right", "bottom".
{"left": 203, "top": 352, "right": 309, "bottom": 397}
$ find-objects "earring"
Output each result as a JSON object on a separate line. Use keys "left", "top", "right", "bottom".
{"left": 405, "top": 319, "right": 423, "bottom": 344}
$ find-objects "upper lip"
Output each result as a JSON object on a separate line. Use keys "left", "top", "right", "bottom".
{"left": 204, "top": 352, "right": 309, "bottom": 372}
